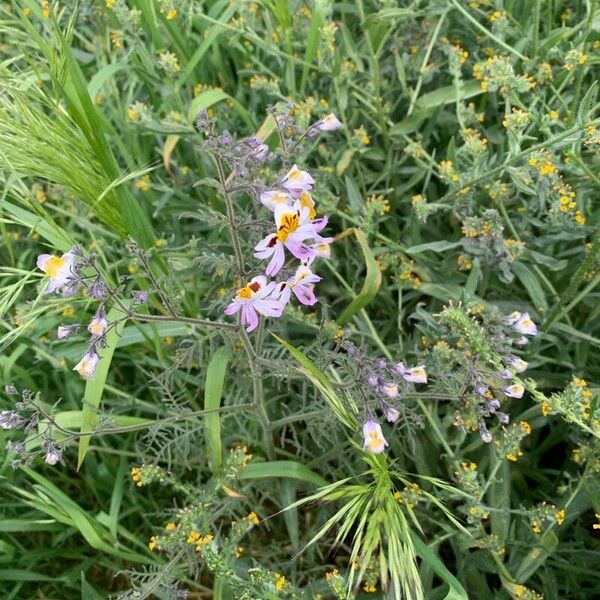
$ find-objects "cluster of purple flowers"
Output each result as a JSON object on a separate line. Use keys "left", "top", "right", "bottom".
{"left": 340, "top": 343, "right": 429, "bottom": 454}
{"left": 36, "top": 248, "right": 147, "bottom": 380}
{"left": 473, "top": 310, "right": 539, "bottom": 443}
{"left": 224, "top": 114, "right": 342, "bottom": 332}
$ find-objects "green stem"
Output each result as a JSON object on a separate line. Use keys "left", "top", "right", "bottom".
{"left": 450, "top": 0, "right": 527, "bottom": 60}
{"left": 407, "top": 13, "right": 447, "bottom": 117}
{"left": 214, "top": 155, "right": 245, "bottom": 279}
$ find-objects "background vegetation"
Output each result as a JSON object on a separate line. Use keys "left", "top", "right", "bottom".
{"left": 1, "top": 0, "right": 600, "bottom": 598}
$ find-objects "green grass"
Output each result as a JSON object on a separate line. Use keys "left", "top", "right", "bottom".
{"left": 1, "top": 0, "right": 600, "bottom": 599}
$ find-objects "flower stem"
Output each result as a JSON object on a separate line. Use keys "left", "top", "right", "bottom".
{"left": 214, "top": 154, "right": 245, "bottom": 279}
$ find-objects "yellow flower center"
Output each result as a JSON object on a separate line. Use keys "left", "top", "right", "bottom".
{"left": 287, "top": 167, "right": 302, "bottom": 181}
{"left": 277, "top": 213, "right": 300, "bottom": 242}
{"left": 238, "top": 281, "right": 260, "bottom": 300}
{"left": 42, "top": 256, "right": 66, "bottom": 278}
{"left": 89, "top": 323, "right": 104, "bottom": 336}
{"left": 367, "top": 431, "right": 385, "bottom": 452}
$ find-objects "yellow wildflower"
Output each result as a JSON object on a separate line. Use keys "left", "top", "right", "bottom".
{"left": 246, "top": 512, "right": 260, "bottom": 525}
{"left": 275, "top": 573, "right": 286, "bottom": 591}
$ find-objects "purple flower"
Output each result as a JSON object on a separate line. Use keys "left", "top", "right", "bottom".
{"left": 87, "top": 281, "right": 107, "bottom": 300}
{"left": 132, "top": 290, "right": 148, "bottom": 304}
{"left": 362, "top": 416, "right": 388, "bottom": 454}
{"left": 366, "top": 374, "right": 380, "bottom": 390}
{"left": 503, "top": 383, "right": 525, "bottom": 398}
{"left": 280, "top": 164, "right": 315, "bottom": 197}
{"left": 254, "top": 202, "right": 325, "bottom": 276}
{"left": 88, "top": 309, "right": 108, "bottom": 337}
{"left": 507, "top": 311, "right": 537, "bottom": 336}
{"left": 497, "top": 412, "right": 510, "bottom": 424}
{"left": 251, "top": 144, "right": 269, "bottom": 161}
{"left": 274, "top": 265, "right": 321, "bottom": 306}
{"left": 486, "top": 399, "right": 500, "bottom": 413}
{"left": 506, "top": 356, "right": 528, "bottom": 373}
{"left": 57, "top": 325, "right": 79, "bottom": 340}
{"left": 381, "top": 382, "right": 399, "bottom": 399}
{"left": 0, "top": 410, "right": 24, "bottom": 430}
{"left": 74, "top": 349, "right": 100, "bottom": 380}
{"left": 479, "top": 423, "right": 493, "bottom": 443}
{"left": 36, "top": 251, "right": 76, "bottom": 294}
{"left": 315, "top": 113, "right": 342, "bottom": 131}
{"left": 44, "top": 445, "right": 62, "bottom": 465}
{"left": 397, "top": 364, "right": 428, "bottom": 384}
{"left": 384, "top": 405, "right": 400, "bottom": 423}
{"left": 224, "top": 275, "right": 285, "bottom": 332}
{"left": 474, "top": 384, "right": 489, "bottom": 397}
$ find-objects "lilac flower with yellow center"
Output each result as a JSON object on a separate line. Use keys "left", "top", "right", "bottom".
{"left": 254, "top": 202, "right": 326, "bottom": 276}
{"left": 316, "top": 113, "right": 343, "bottom": 132}
{"left": 382, "top": 382, "right": 399, "bottom": 398}
{"left": 88, "top": 309, "right": 108, "bottom": 337}
{"left": 504, "top": 383, "right": 525, "bottom": 398}
{"left": 394, "top": 362, "right": 427, "bottom": 384}
{"left": 36, "top": 251, "right": 76, "bottom": 294}
{"left": 507, "top": 311, "right": 538, "bottom": 336}
{"left": 274, "top": 265, "right": 321, "bottom": 306}
{"left": 362, "top": 416, "right": 388, "bottom": 454}
{"left": 506, "top": 356, "right": 528, "bottom": 373}
{"left": 74, "top": 349, "right": 100, "bottom": 380}
{"left": 224, "top": 275, "right": 285, "bottom": 332}
{"left": 281, "top": 164, "right": 315, "bottom": 197}
{"left": 307, "top": 239, "right": 332, "bottom": 261}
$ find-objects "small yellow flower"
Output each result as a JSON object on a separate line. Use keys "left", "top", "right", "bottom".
{"left": 165, "top": 522, "right": 177, "bottom": 531}
{"left": 363, "top": 583, "right": 377, "bottom": 593}
{"left": 325, "top": 568, "right": 338, "bottom": 580}
{"left": 195, "top": 533, "right": 213, "bottom": 551}
{"left": 187, "top": 531, "right": 200, "bottom": 544}
{"left": 555, "top": 509, "right": 566, "bottom": 525}
{"left": 166, "top": 9, "right": 177, "bottom": 20}
{"left": 148, "top": 535, "right": 158, "bottom": 550}
{"left": 235, "top": 546, "right": 244, "bottom": 558}
{"left": 62, "top": 306, "right": 75, "bottom": 317}
{"left": 135, "top": 175, "right": 151, "bottom": 192}
{"left": 538, "top": 162, "right": 555, "bottom": 176}
{"left": 246, "top": 512, "right": 260, "bottom": 525}
{"left": 593, "top": 514, "right": 600, "bottom": 530}
{"left": 275, "top": 573, "right": 286, "bottom": 591}
{"left": 519, "top": 420, "right": 532, "bottom": 435}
